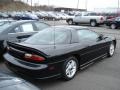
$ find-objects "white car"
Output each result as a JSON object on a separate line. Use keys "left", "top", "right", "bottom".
{"left": 66, "top": 12, "right": 106, "bottom": 27}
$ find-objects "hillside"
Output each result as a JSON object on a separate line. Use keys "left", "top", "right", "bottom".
{"left": 0, "top": 0, "right": 30, "bottom": 11}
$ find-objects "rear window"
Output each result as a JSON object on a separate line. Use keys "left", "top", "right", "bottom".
{"left": 24, "top": 27, "right": 70, "bottom": 45}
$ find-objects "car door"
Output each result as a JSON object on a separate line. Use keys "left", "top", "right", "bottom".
{"left": 76, "top": 30, "right": 108, "bottom": 65}
{"left": 73, "top": 14, "right": 82, "bottom": 23}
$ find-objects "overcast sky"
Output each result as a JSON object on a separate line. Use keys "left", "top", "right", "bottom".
{"left": 22, "top": 0, "right": 119, "bottom": 11}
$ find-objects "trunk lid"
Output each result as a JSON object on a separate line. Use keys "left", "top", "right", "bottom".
{"left": 7, "top": 42, "right": 54, "bottom": 63}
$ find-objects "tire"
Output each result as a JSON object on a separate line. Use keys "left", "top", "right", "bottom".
{"left": 62, "top": 56, "right": 78, "bottom": 81}
{"left": 68, "top": 19, "right": 73, "bottom": 25}
{"left": 107, "top": 42, "right": 115, "bottom": 57}
{"left": 110, "top": 24, "right": 116, "bottom": 29}
{"left": 90, "top": 20, "right": 97, "bottom": 27}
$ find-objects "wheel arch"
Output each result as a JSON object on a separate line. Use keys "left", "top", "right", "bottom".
{"left": 90, "top": 19, "right": 97, "bottom": 23}
{"left": 72, "top": 54, "right": 81, "bottom": 68}
{"left": 113, "top": 40, "right": 117, "bottom": 48}
{"left": 67, "top": 18, "right": 73, "bottom": 22}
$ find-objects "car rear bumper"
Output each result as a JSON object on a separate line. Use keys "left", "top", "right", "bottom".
{"left": 4, "top": 53, "right": 63, "bottom": 79}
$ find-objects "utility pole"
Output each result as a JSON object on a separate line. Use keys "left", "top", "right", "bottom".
{"left": 48, "top": 0, "right": 50, "bottom": 6}
{"left": 77, "top": 0, "right": 79, "bottom": 9}
{"left": 118, "top": 0, "right": 119, "bottom": 8}
{"left": 48, "top": 0, "right": 50, "bottom": 11}
{"left": 118, "top": 0, "right": 119, "bottom": 16}
{"left": 85, "top": 0, "right": 88, "bottom": 11}
{"left": 31, "top": 0, "right": 32, "bottom": 11}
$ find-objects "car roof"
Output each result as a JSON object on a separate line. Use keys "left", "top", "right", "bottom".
{"left": 52, "top": 25, "right": 88, "bottom": 30}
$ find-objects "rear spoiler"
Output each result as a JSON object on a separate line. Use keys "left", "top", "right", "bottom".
{"left": 7, "top": 41, "right": 48, "bottom": 58}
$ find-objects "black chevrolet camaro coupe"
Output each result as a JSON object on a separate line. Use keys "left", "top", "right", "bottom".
{"left": 4, "top": 26, "right": 116, "bottom": 81}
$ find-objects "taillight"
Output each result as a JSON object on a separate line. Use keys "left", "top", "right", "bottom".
{"left": 24, "top": 53, "right": 45, "bottom": 62}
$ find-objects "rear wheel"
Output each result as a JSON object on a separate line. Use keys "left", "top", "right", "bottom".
{"left": 110, "top": 24, "right": 116, "bottom": 29}
{"left": 108, "top": 42, "right": 115, "bottom": 57}
{"left": 90, "top": 20, "right": 97, "bottom": 27}
{"left": 62, "top": 56, "right": 78, "bottom": 81}
{"left": 68, "top": 19, "right": 73, "bottom": 25}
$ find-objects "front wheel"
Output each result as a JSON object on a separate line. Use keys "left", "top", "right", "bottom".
{"left": 108, "top": 42, "right": 115, "bottom": 57}
{"left": 62, "top": 57, "right": 78, "bottom": 81}
{"left": 67, "top": 19, "right": 73, "bottom": 25}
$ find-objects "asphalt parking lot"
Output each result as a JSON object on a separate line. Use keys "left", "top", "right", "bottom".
{"left": 1, "top": 20, "right": 120, "bottom": 90}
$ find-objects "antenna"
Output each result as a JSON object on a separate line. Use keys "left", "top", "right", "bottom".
{"left": 53, "top": 18, "right": 56, "bottom": 49}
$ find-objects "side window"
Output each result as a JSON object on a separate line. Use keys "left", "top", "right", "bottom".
{"left": 34, "top": 22, "right": 49, "bottom": 31}
{"left": 77, "top": 30, "right": 99, "bottom": 42}
{"left": 84, "top": 13, "right": 89, "bottom": 16}
{"left": 21, "top": 23, "right": 34, "bottom": 32}
{"left": 55, "top": 30, "right": 70, "bottom": 44}
{"left": 8, "top": 27, "right": 21, "bottom": 33}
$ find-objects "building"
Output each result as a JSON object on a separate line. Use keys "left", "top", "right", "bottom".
{"left": 54, "top": 7, "right": 86, "bottom": 12}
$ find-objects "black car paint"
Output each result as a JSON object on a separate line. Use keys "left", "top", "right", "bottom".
{"left": 4, "top": 26, "right": 116, "bottom": 79}
{"left": 105, "top": 17, "right": 120, "bottom": 28}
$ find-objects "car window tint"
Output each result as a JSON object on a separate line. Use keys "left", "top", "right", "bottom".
{"left": 34, "top": 22, "right": 49, "bottom": 31}
{"left": 21, "top": 23, "right": 34, "bottom": 32}
{"left": 55, "top": 30, "right": 70, "bottom": 44}
{"left": 24, "top": 28, "right": 70, "bottom": 45}
{"left": 25, "top": 28, "right": 54, "bottom": 45}
{"left": 77, "top": 30, "right": 99, "bottom": 41}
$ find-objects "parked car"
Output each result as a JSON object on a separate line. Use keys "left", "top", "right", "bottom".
{"left": 35, "top": 12, "right": 45, "bottom": 19}
{"left": 66, "top": 12, "right": 106, "bottom": 26}
{"left": 40, "top": 11, "right": 50, "bottom": 20}
{"left": 0, "top": 20, "right": 50, "bottom": 57}
{"left": 13, "top": 13, "right": 39, "bottom": 20}
{"left": 55, "top": 12, "right": 66, "bottom": 20}
{"left": 4, "top": 25, "right": 116, "bottom": 81}
{"left": 47, "top": 12, "right": 60, "bottom": 20}
{"left": 104, "top": 17, "right": 120, "bottom": 29}
{"left": 0, "top": 12, "right": 9, "bottom": 19}
{"left": 0, "top": 72, "right": 40, "bottom": 90}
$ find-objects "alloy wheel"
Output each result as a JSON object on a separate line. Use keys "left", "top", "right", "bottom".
{"left": 68, "top": 20, "right": 73, "bottom": 25}
{"left": 109, "top": 43, "right": 115, "bottom": 56}
{"left": 65, "top": 60, "right": 77, "bottom": 78}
